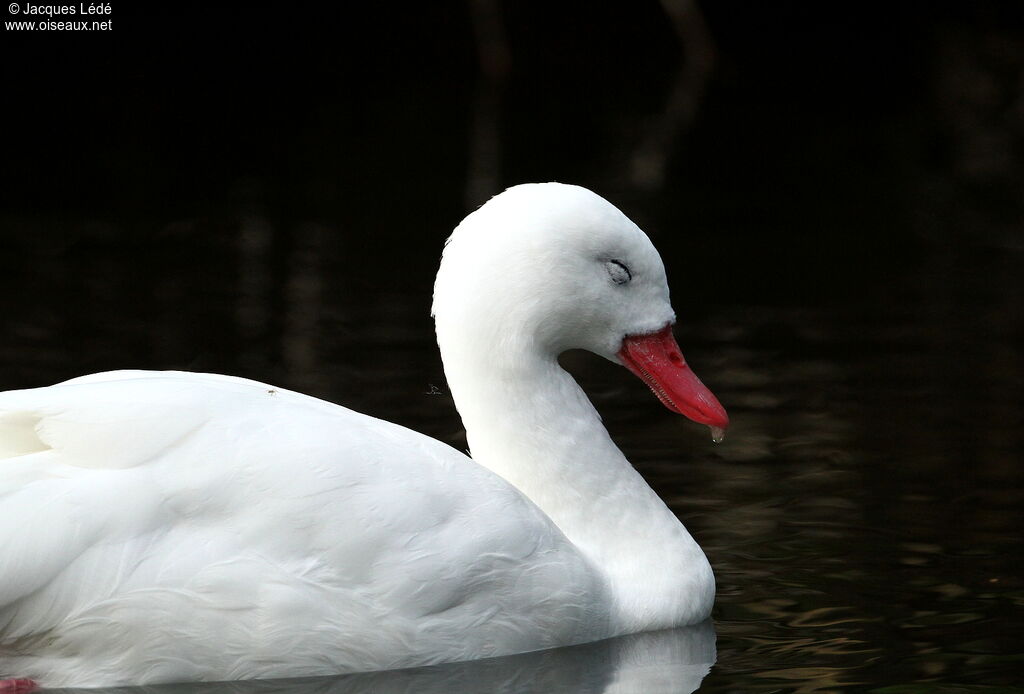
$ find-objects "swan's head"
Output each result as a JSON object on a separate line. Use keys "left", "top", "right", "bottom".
{"left": 433, "top": 183, "right": 728, "bottom": 433}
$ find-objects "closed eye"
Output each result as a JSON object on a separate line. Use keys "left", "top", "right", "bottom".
{"left": 606, "top": 259, "right": 632, "bottom": 285}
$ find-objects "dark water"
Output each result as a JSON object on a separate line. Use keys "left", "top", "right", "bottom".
{"left": 3, "top": 2, "right": 1024, "bottom": 692}
{"left": 2, "top": 200, "right": 1022, "bottom": 693}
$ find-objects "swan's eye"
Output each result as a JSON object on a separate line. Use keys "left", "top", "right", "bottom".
{"left": 605, "top": 259, "right": 632, "bottom": 285}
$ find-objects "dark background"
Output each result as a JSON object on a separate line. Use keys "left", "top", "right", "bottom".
{"left": 2, "top": 2, "right": 1024, "bottom": 690}
{"left": 4, "top": 1, "right": 1021, "bottom": 315}
{"left": 2, "top": 0, "right": 1021, "bottom": 421}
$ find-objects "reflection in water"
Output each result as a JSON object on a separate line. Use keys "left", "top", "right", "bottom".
{"left": 629, "top": 0, "right": 715, "bottom": 191}
{"left": 236, "top": 212, "right": 275, "bottom": 374}
{"left": 50, "top": 625, "right": 715, "bottom": 694}
{"left": 283, "top": 222, "right": 326, "bottom": 392}
{"left": 465, "top": 0, "right": 510, "bottom": 208}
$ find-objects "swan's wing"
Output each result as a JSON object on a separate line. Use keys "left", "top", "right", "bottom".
{"left": 0, "top": 372, "right": 209, "bottom": 468}
{"left": 0, "top": 369, "right": 411, "bottom": 611}
{"left": 0, "top": 373, "right": 213, "bottom": 608}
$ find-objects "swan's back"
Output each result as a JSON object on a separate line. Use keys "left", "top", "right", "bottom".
{"left": 0, "top": 371, "right": 608, "bottom": 687}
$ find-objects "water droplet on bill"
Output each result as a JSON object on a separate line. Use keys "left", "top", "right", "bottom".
{"left": 710, "top": 426, "right": 725, "bottom": 443}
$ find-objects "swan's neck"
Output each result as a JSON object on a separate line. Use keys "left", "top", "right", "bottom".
{"left": 438, "top": 339, "right": 714, "bottom": 631}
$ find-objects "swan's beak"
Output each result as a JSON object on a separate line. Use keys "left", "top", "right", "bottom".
{"left": 618, "top": 325, "right": 729, "bottom": 436}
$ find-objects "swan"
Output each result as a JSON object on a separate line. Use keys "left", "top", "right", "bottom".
{"left": 0, "top": 183, "right": 729, "bottom": 690}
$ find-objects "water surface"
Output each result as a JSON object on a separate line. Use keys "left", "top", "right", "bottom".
{"left": 2, "top": 207, "right": 1021, "bottom": 692}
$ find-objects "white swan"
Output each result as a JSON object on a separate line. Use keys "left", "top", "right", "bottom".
{"left": 0, "top": 183, "right": 728, "bottom": 690}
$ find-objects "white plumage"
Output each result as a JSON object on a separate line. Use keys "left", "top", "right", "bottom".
{"left": 0, "top": 183, "right": 725, "bottom": 688}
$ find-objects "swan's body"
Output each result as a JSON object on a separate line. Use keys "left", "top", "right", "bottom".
{"left": 0, "top": 371, "right": 606, "bottom": 686}
{"left": 0, "top": 183, "right": 728, "bottom": 688}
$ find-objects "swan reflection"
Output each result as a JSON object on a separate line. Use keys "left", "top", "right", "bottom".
{"left": 58, "top": 622, "right": 715, "bottom": 694}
